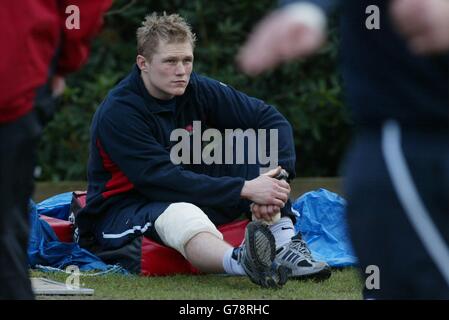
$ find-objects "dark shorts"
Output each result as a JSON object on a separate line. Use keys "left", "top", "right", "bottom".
{"left": 344, "top": 124, "right": 449, "bottom": 299}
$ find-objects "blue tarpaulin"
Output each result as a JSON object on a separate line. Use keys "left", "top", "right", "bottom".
{"left": 35, "top": 192, "right": 72, "bottom": 220}
{"left": 28, "top": 200, "right": 127, "bottom": 273}
{"left": 293, "top": 188, "right": 358, "bottom": 267}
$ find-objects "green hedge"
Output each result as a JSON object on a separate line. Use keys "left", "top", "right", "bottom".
{"left": 37, "top": 0, "right": 352, "bottom": 181}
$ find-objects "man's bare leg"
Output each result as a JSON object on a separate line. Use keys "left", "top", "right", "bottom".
{"left": 184, "top": 231, "right": 232, "bottom": 273}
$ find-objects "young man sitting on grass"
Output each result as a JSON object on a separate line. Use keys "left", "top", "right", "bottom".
{"left": 76, "top": 12, "right": 330, "bottom": 288}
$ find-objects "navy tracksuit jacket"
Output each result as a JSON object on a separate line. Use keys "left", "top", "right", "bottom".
{"left": 76, "top": 65, "right": 296, "bottom": 250}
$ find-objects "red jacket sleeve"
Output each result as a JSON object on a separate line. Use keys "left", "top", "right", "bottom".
{"left": 56, "top": 0, "right": 112, "bottom": 75}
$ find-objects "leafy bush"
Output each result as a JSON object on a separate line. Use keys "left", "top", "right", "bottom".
{"left": 37, "top": 0, "right": 352, "bottom": 181}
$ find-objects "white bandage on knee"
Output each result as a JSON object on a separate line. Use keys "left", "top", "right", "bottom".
{"left": 154, "top": 202, "right": 223, "bottom": 258}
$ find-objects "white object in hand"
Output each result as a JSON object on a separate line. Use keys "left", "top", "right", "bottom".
{"left": 252, "top": 211, "right": 281, "bottom": 225}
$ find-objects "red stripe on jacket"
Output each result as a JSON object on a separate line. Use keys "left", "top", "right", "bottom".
{"left": 96, "top": 139, "right": 134, "bottom": 199}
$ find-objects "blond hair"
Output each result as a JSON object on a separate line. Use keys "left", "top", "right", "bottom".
{"left": 136, "top": 12, "right": 196, "bottom": 60}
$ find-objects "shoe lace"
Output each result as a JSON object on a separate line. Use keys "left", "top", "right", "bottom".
{"left": 290, "top": 237, "right": 313, "bottom": 260}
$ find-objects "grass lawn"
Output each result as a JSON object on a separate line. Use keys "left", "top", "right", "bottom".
{"left": 32, "top": 268, "right": 363, "bottom": 300}
{"left": 33, "top": 179, "right": 361, "bottom": 300}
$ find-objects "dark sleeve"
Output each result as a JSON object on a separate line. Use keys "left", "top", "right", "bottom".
{"left": 97, "top": 102, "right": 245, "bottom": 207}
{"left": 56, "top": 0, "right": 112, "bottom": 75}
{"left": 279, "top": 0, "right": 339, "bottom": 14}
{"left": 196, "top": 76, "right": 296, "bottom": 178}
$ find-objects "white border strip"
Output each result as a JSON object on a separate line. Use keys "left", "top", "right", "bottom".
{"left": 102, "top": 222, "right": 152, "bottom": 239}
{"left": 382, "top": 119, "right": 449, "bottom": 287}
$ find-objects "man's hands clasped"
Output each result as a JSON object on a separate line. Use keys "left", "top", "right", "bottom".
{"left": 241, "top": 166, "right": 290, "bottom": 223}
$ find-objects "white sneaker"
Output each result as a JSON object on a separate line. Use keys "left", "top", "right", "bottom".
{"left": 275, "top": 233, "right": 331, "bottom": 281}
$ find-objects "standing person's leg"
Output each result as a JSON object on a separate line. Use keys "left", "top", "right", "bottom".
{"left": 0, "top": 111, "right": 41, "bottom": 299}
{"left": 345, "top": 133, "right": 408, "bottom": 299}
{"left": 345, "top": 126, "right": 449, "bottom": 299}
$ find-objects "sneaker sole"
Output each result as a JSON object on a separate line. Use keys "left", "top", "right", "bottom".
{"left": 245, "top": 222, "right": 287, "bottom": 288}
{"left": 245, "top": 221, "right": 276, "bottom": 268}
{"left": 276, "top": 264, "right": 291, "bottom": 286}
{"left": 290, "top": 266, "right": 332, "bottom": 282}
